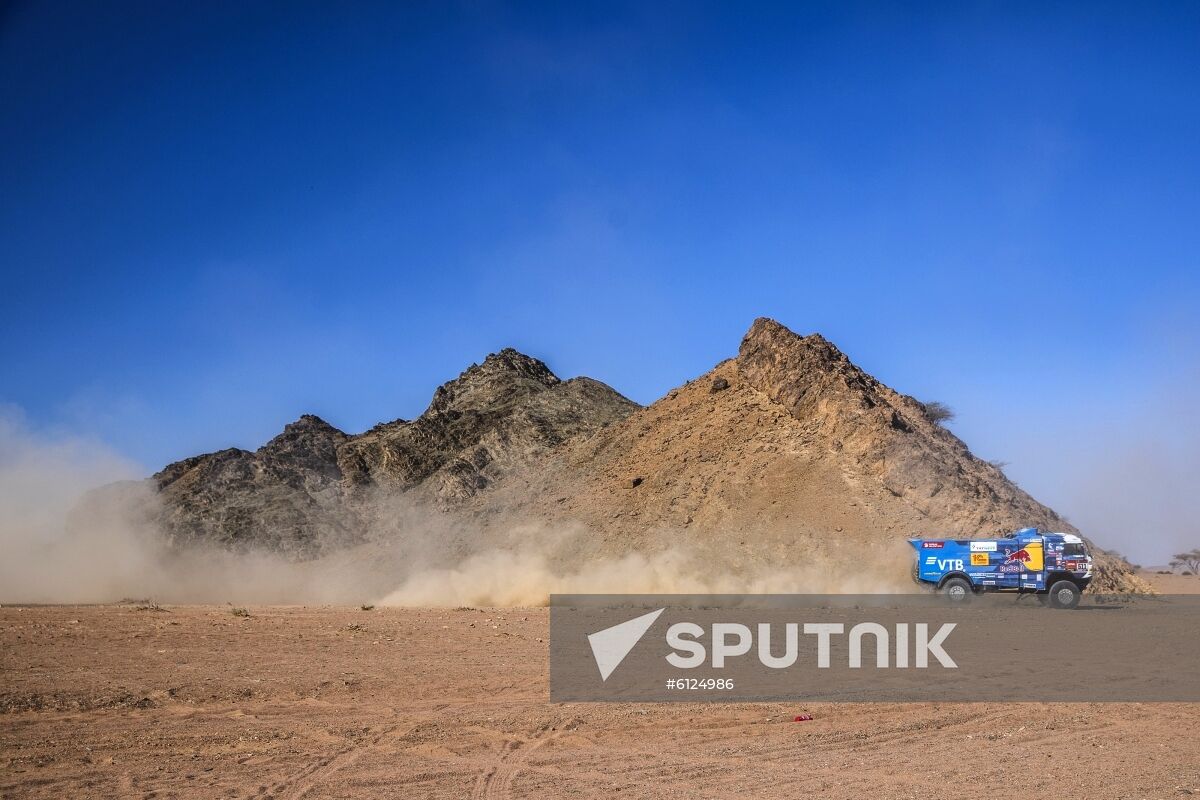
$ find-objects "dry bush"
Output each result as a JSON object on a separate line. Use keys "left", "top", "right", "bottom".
{"left": 923, "top": 400, "right": 956, "bottom": 425}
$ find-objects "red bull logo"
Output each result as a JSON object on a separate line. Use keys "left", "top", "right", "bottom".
{"left": 1002, "top": 542, "right": 1044, "bottom": 571}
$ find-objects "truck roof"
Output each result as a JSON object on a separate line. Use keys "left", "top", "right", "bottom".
{"left": 907, "top": 529, "right": 1084, "bottom": 547}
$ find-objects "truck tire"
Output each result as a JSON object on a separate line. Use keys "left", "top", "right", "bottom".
{"left": 941, "top": 577, "right": 973, "bottom": 604}
{"left": 1047, "top": 580, "right": 1081, "bottom": 610}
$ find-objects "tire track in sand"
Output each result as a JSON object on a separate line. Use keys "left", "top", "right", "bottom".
{"left": 472, "top": 717, "right": 582, "bottom": 800}
{"left": 248, "top": 721, "right": 410, "bottom": 800}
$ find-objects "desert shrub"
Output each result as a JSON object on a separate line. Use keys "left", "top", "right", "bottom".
{"left": 922, "top": 400, "right": 955, "bottom": 425}
{"left": 1170, "top": 549, "right": 1200, "bottom": 575}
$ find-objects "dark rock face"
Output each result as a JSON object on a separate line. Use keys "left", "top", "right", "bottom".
{"left": 150, "top": 349, "right": 637, "bottom": 556}
{"left": 337, "top": 349, "right": 633, "bottom": 501}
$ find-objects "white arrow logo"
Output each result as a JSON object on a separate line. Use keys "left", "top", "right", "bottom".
{"left": 587, "top": 608, "right": 665, "bottom": 681}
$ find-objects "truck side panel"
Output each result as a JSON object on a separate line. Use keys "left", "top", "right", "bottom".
{"left": 915, "top": 538, "right": 1047, "bottom": 590}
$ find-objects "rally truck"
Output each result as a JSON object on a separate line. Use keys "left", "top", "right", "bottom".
{"left": 909, "top": 527, "right": 1093, "bottom": 609}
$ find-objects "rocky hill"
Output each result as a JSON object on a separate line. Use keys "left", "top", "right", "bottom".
{"left": 101, "top": 318, "right": 1147, "bottom": 593}
{"left": 456, "top": 319, "right": 1147, "bottom": 593}
{"left": 150, "top": 349, "right": 637, "bottom": 556}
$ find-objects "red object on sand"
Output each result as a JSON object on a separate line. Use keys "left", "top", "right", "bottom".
{"left": 793, "top": 714, "right": 813, "bottom": 722}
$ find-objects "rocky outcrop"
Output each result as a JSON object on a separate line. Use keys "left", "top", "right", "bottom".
{"left": 735, "top": 317, "right": 1066, "bottom": 536}
{"left": 336, "top": 349, "right": 635, "bottom": 501}
{"left": 734, "top": 319, "right": 1149, "bottom": 592}
{"left": 149, "top": 349, "right": 637, "bottom": 556}
{"left": 154, "top": 415, "right": 352, "bottom": 556}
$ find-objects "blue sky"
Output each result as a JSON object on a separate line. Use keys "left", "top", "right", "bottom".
{"left": 2, "top": 2, "right": 1198, "bottom": 561}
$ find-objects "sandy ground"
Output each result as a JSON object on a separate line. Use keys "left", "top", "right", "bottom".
{"left": 2, "top": 603, "right": 1199, "bottom": 799}
{"left": 1140, "top": 570, "right": 1200, "bottom": 593}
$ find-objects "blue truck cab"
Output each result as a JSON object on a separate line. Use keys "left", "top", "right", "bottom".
{"left": 909, "top": 527, "right": 1093, "bottom": 609}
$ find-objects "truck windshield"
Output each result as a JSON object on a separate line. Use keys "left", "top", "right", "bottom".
{"left": 1063, "top": 543, "right": 1087, "bottom": 557}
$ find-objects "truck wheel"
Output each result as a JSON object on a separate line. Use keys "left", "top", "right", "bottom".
{"left": 1047, "top": 580, "right": 1081, "bottom": 609}
{"left": 941, "top": 577, "right": 973, "bottom": 604}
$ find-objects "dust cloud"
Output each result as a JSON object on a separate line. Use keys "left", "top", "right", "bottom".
{"left": 0, "top": 406, "right": 156, "bottom": 603}
{"left": 377, "top": 539, "right": 915, "bottom": 607}
{"left": 0, "top": 407, "right": 914, "bottom": 607}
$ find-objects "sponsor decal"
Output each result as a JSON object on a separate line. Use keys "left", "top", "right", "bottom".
{"left": 970, "top": 552, "right": 990, "bottom": 566}
{"left": 922, "top": 541, "right": 945, "bottom": 549}
{"left": 999, "top": 563, "right": 1022, "bottom": 573}
{"left": 970, "top": 541, "right": 998, "bottom": 552}
{"left": 1004, "top": 542, "right": 1044, "bottom": 571}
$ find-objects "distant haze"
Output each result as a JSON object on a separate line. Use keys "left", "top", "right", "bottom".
{"left": 978, "top": 341, "right": 1200, "bottom": 566}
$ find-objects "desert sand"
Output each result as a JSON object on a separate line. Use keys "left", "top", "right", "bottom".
{"left": 3, "top": 600, "right": 1198, "bottom": 799}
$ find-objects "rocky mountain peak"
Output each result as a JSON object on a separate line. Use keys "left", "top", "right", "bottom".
{"left": 736, "top": 317, "right": 1076, "bottom": 539}
{"left": 135, "top": 344, "right": 636, "bottom": 555}
{"left": 427, "top": 347, "right": 561, "bottom": 415}
{"left": 258, "top": 414, "right": 347, "bottom": 455}
{"left": 294, "top": 413, "right": 340, "bottom": 429}
{"left": 738, "top": 317, "right": 887, "bottom": 422}
{"left": 280, "top": 413, "right": 344, "bottom": 436}
{"left": 743, "top": 319, "right": 848, "bottom": 355}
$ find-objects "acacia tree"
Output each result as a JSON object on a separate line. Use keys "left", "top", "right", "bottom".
{"left": 1170, "top": 549, "right": 1200, "bottom": 575}
{"left": 922, "top": 401, "right": 955, "bottom": 425}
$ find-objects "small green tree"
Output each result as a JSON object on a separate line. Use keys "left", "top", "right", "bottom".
{"left": 1169, "top": 549, "right": 1200, "bottom": 575}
